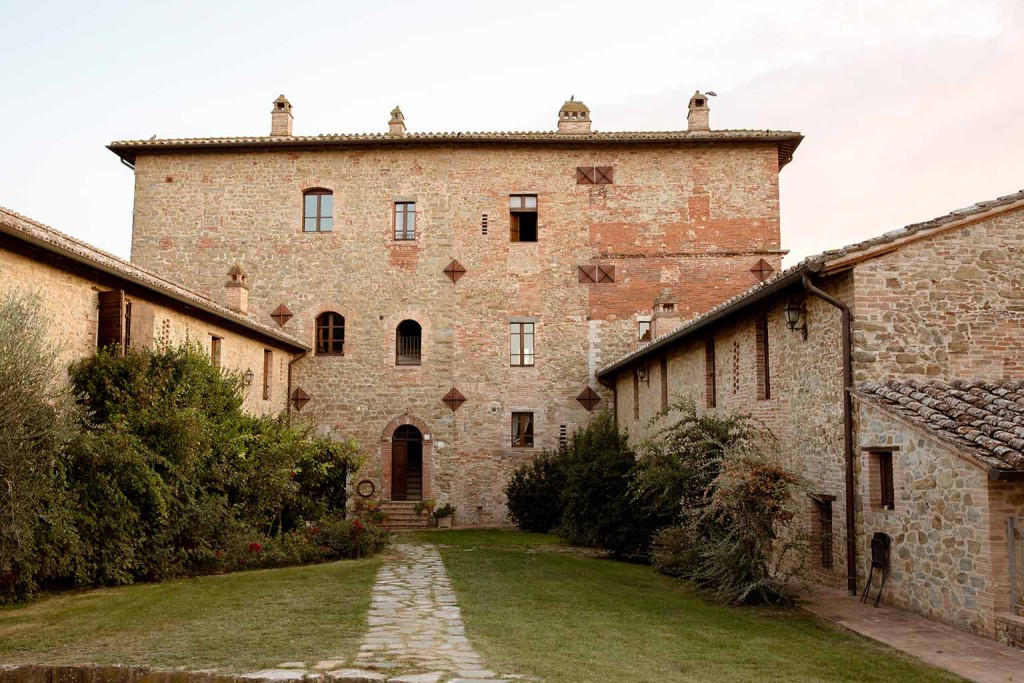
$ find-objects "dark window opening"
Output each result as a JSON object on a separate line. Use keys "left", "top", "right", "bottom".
{"left": 660, "top": 356, "right": 669, "bottom": 411}
{"left": 394, "top": 201, "right": 415, "bottom": 240}
{"left": 509, "top": 194, "right": 538, "bottom": 242}
{"left": 705, "top": 338, "right": 717, "bottom": 408}
{"left": 512, "top": 412, "right": 534, "bottom": 448}
{"left": 396, "top": 320, "right": 422, "bottom": 365}
{"left": 662, "top": 303, "right": 674, "bottom": 313}
{"left": 510, "top": 322, "right": 535, "bottom": 366}
{"left": 633, "top": 369, "right": 641, "bottom": 421}
{"left": 877, "top": 451, "right": 895, "bottom": 510}
{"left": 815, "top": 499, "right": 834, "bottom": 569}
{"left": 315, "top": 312, "right": 345, "bottom": 355}
{"left": 303, "top": 189, "right": 334, "bottom": 233}
{"left": 756, "top": 314, "right": 770, "bottom": 400}
{"left": 263, "top": 349, "right": 272, "bottom": 400}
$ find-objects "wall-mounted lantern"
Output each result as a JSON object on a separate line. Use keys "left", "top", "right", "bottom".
{"left": 784, "top": 300, "right": 808, "bottom": 340}
{"left": 243, "top": 368, "right": 255, "bottom": 386}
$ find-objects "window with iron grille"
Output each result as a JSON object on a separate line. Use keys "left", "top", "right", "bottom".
{"left": 815, "top": 499, "right": 834, "bottom": 569}
{"left": 510, "top": 322, "right": 535, "bottom": 367}
{"left": 509, "top": 194, "right": 538, "bottom": 242}
{"left": 396, "top": 320, "right": 422, "bottom": 366}
{"left": 394, "top": 201, "right": 415, "bottom": 240}
{"left": 303, "top": 189, "right": 333, "bottom": 232}
{"left": 315, "top": 312, "right": 345, "bottom": 355}
{"left": 512, "top": 412, "right": 534, "bottom": 448}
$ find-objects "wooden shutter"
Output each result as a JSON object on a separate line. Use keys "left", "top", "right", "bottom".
{"left": 129, "top": 302, "right": 155, "bottom": 350}
{"left": 596, "top": 265, "right": 615, "bottom": 283}
{"left": 576, "top": 167, "right": 597, "bottom": 184}
{"left": 97, "top": 290, "right": 125, "bottom": 350}
{"left": 595, "top": 166, "right": 614, "bottom": 184}
{"left": 577, "top": 265, "right": 597, "bottom": 283}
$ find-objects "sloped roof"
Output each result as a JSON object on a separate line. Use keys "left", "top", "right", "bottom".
{"left": 108, "top": 129, "right": 803, "bottom": 169}
{"left": 0, "top": 207, "right": 308, "bottom": 352}
{"left": 857, "top": 380, "right": 1024, "bottom": 475}
{"left": 596, "top": 188, "right": 1024, "bottom": 379}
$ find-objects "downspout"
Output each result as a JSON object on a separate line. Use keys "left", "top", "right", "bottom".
{"left": 286, "top": 351, "right": 307, "bottom": 425}
{"left": 801, "top": 273, "right": 857, "bottom": 596}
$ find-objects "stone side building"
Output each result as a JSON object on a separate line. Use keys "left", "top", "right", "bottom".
{"left": 0, "top": 207, "right": 307, "bottom": 414}
{"left": 108, "top": 94, "right": 802, "bottom": 526}
{"left": 597, "top": 190, "right": 1024, "bottom": 644}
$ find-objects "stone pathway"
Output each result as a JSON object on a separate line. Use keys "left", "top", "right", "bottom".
{"left": 805, "top": 586, "right": 1024, "bottom": 683}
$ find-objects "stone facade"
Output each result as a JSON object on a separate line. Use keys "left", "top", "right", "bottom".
{"left": 600, "top": 195, "right": 1024, "bottom": 640}
{"left": 0, "top": 208, "right": 304, "bottom": 415}
{"left": 115, "top": 98, "right": 800, "bottom": 526}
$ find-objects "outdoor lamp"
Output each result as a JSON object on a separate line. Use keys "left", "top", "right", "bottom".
{"left": 784, "top": 300, "right": 807, "bottom": 340}
{"left": 243, "top": 368, "right": 255, "bottom": 386}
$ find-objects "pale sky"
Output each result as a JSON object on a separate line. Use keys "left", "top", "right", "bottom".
{"left": 2, "top": 0, "right": 1021, "bottom": 265}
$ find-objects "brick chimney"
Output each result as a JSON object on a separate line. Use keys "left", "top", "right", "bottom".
{"left": 687, "top": 91, "right": 710, "bottom": 132}
{"left": 388, "top": 106, "right": 407, "bottom": 137}
{"left": 557, "top": 97, "right": 592, "bottom": 134}
{"left": 651, "top": 289, "right": 682, "bottom": 338}
{"left": 224, "top": 262, "right": 250, "bottom": 315}
{"left": 271, "top": 95, "right": 293, "bottom": 137}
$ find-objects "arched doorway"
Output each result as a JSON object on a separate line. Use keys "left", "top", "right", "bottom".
{"left": 391, "top": 425, "right": 423, "bottom": 501}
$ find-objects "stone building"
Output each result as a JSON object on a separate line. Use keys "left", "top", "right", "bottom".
{"left": 597, "top": 190, "right": 1024, "bottom": 644}
{"left": 107, "top": 93, "right": 802, "bottom": 526}
{"left": 0, "top": 206, "right": 307, "bottom": 413}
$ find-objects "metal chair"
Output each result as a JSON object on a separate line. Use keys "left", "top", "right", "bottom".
{"left": 861, "top": 532, "right": 891, "bottom": 607}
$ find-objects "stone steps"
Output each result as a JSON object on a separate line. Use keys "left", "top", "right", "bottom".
{"left": 379, "top": 501, "right": 434, "bottom": 530}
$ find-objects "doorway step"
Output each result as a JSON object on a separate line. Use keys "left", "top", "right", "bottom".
{"left": 378, "top": 500, "right": 433, "bottom": 530}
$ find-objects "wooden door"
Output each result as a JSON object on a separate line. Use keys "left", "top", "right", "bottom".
{"left": 392, "top": 440, "right": 408, "bottom": 500}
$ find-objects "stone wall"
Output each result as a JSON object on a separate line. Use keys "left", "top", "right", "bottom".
{"left": 128, "top": 141, "right": 786, "bottom": 525}
{"left": 0, "top": 243, "right": 293, "bottom": 416}
{"left": 852, "top": 207, "right": 1024, "bottom": 382}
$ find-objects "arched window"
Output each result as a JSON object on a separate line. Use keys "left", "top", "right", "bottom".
{"left": 396, "top": 320, "right": 422, "bottom": 365}
{"left": 315, "top": 312, "right": 345, "bottom": 355}
{"left": 303, "top": 189, "right": 333, "bottom": 233}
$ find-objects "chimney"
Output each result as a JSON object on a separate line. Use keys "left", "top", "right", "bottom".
{"left": 651, "top": 289, "right": 682, "bottom": 338}
{"left": 271, "top": 95, "right": 293, "bottom": 137}
{"left": 388, "top": 106, "right": 407, "bottom": 137}
{"left": 557, "top": 97, "right": 592, "bottom": 134}
{"left": 687, "top": 91, "right": 710, "bottom": 131}
{"left": 224, "top": 262, "right": 250, "bottom": 315}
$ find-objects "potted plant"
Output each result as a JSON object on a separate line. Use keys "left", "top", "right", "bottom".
{"left": 434, "top": 503, "right": 456, "bottom": 529}
{"left": 413, "top": 499, "right": 436, "bottom": 516}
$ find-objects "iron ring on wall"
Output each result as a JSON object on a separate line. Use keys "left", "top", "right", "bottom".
{"left": 356, "top": 479, "right": 376, "bottom": 498}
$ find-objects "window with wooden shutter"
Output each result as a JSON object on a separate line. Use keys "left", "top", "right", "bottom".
{"left": 210, "top": 336, "right": 222, "bottom": 368}
{"left": 511, "top": 412, "right": 534, "bottom": 448}
{"left": 755, "top": 314, "right": 770, "bottom": 400}
{"left": 576, "top": 166, "right": 614, "bottom": 184}
{"left": 594, "top": 166, "right": 613, "bottom": 184}
{"left": 509, "top": 194, "right": 538, "bottom": 242}
{"left": 128, "top": 302, "right": 155, "bottom": 350}
{"left": 578, "top": 265, "right": 614, "bottom": 283}
{"left": 97, "top": 290, "right": 125, "bottom": 350}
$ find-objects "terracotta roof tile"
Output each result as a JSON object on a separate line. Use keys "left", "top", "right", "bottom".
{"left": 0, "top": 206, "right": 308, "bottom": 351}
{"left": 857, "top": 379, "right": 1024, "bottom": 472}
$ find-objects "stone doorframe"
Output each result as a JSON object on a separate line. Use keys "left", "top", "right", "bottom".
{"left": 380, "top": 414, "right": 433, "bottom": 502}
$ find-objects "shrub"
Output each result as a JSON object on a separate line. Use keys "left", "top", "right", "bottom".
{"left": 557, "top": 412, "right": 649, "bottom": 558}
{"left": 505, "top": 449, "right": 567, "bottom": 532}
{"left": 0, "top": 292, "right": 79, "bottom": 602}
{"left": 434, "top": 503, "right": 456, "bottom": 519}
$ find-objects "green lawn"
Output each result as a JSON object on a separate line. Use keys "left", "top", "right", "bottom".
{"left": 408, "top": 530, "right": 963, "bottom": 683}
{"left": 0, "top": 557, "right": 382, "bottom": 672}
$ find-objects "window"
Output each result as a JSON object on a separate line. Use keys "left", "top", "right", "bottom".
{"left": 509, "top": 194, "right": 538, "bottom": 242}
{"left": 210, "top": 336, "right": 222, "bottom": 368}
{"left": 633, "top": 369, "right": 640, "bottom": 420}
{"left": 874, "top": 451, "right": 895, "bottom": 510}
{"left": 98, "top": 290, "right": 125, "bottom": 349}
{"left": 705, "top": 338, "right": 717, "bottom": 408}
{"left": 315, "top": 312, "right": 345, "bottom": 355}
{"left": 262, "top": 349, "right": 272, "bottom": 400}
{"left": 660, "top": 356, "right": 669, "bottom": 411}
{"left": 755, "top": 314, "right": 770, "bottom": 400}
{"left": 510, "top": 322, "right": 535, "bottom": 366}
{"left": 396, "top": 320, "right": 422, "bottom": 365}
{"left": 814, "top": 499, "right": 834, "bottom": 569}
{"left": 576, "top": 166, "right": 613, "bottom": 185}
{"left": 512, "top": 412, "right": 534, "bottom": 448}
{"left": 638, "top": 320, "right": 652, "bottom": 341}
{"left": 394, "top": 201, "right": 415, "bottom": 240}
{"left": 303, "top": 189, "right": 333, "bottom": 232}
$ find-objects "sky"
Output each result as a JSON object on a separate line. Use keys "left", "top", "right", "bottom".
{"left": 1, "top": 0, "right": 1022, "bottom": 265}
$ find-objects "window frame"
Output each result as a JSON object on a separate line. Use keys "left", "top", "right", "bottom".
{"left": 262, "top": 349, "right": 272, "bottom": 400}
{"left": 396, "top": 319, "right": 422, "bottom": 366}
{"left": 302, "top": 188, "right": 334, "bottom": 233}
{"left": 877, "top": 451, "right": 895, "bottom": 510}
{"left": 638, "top": 319, "right": 652, "bottom": 341}
{"left": 394, "top": 201, "right": 416, "bottom": 241}
{"left": 511, "top": 412, "right": 535, "bottom": 448}
{"left": 315, "top": 312, "right": 345, "bottom": 356}
{"left": 509, "top": 194, "right": 538, "bottom": 243}
{"left": 755, "top": 314, "right": 770, "bottom": 400}
{"left": 814, "top": 498, "right": 834, "bottom": 569}
{"left": 510, "top": 321, "right": 535, "bottom": 367}
{"left": 210, "top": 335, "right": 222, "bottom": 368}
{"left": 705, "top": 338, "right": 717, "bottom": 408}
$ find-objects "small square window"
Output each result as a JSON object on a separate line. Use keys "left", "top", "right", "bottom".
{"left": 512, "top": 412, "right": 534, "bottom": 448}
